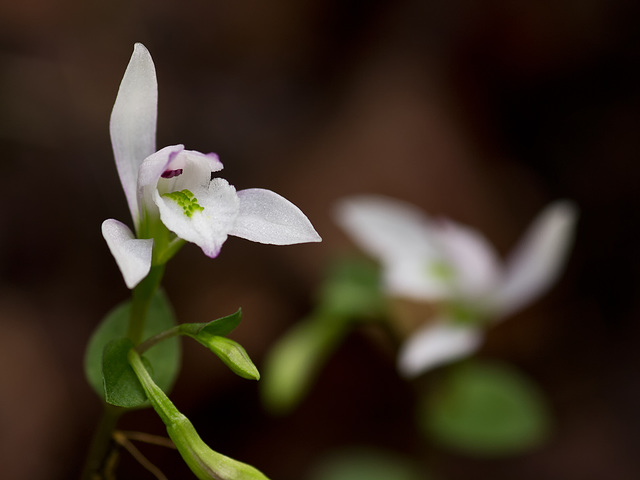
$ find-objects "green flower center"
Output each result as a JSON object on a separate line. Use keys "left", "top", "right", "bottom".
{"left": 162, "top": 189, "right": 204, "bottom": 218}
{"left": 427, "top": 260, "right": 455, "bottom": 283}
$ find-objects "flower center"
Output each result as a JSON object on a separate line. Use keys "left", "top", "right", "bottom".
{"left": 427, "top": 260, "right": 455, "bottom": 283}
{"left": 161, "top": 168, "right": 184, "bottom": 179}
{"left": 162, "top": 189, "right": 204, "bottom": 217}
{"left": 446, "top": 302, "right": 479, "bottom": 325}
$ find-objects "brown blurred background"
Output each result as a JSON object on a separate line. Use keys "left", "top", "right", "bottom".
{"left": 1, "top": 0, "right": 639, "bottom": 479}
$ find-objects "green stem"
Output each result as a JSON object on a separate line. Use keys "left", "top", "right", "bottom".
{"left": 135, "top": 325, "right": 181, "bottom": 354}
{"left": 82, "top": 265, "right": 165, "bottom": 479}
{"left": 128, "top": 265, "right": 165, "bottom": 344}
{"left": 79, "top": 405, "right": 124, "bottom": 480}
{"left": 128, "top": 349, "right": 181, "bottom": 425}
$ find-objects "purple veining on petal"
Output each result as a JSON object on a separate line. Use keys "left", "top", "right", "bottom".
{"left": 162, "top": 168, "right": 183, "bottom": 178}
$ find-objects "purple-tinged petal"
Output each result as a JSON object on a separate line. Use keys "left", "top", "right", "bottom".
{"left": 137, "top": 145, "right": 185, "bottom": 188}
{"left": 397, "top": 319, "right": 484, "bottom": 377}
{"left": 138, "top": 146, "right": 222, "bottom": 194}
{"left": 492, "top": 201, "right": 578, "bottom": 318}
{"left": 230, "top": 188, "right": 321, "bottom": 245}
{"left": 102, "top": 219, "right": 153, "bottom": 289}
{"left": 110, "top": 43, "right": 157, "bottom": 229}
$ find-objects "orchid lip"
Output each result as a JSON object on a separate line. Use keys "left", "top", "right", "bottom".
{"left": 162, "top": 168, "right": 183, "bottom": 179}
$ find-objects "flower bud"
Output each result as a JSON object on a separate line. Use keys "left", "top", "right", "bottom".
{"left": 198, "top": 334, "right": 260, "bottom": 381}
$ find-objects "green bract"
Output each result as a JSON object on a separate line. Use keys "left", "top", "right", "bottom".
{"left": 260, "top": 314, "right": 345, "bottom": 414}
{"left": 177, "top": 310, "right": 259, "bottom": 380}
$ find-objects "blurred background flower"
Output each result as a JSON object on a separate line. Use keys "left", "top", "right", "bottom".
{"left": 1, "top": 1, "right": 639, "bottom": 479}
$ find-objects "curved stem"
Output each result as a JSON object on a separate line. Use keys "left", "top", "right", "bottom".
{"left": 135, "top": 325, "right": 181, "bottom": 354}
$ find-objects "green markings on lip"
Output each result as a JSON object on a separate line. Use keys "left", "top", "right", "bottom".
{"left": 163, "top": 189, "right": 204, "bottom": 218}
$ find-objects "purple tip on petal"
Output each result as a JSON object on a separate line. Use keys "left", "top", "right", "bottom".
{"left": 162, "top": 169, "right": 183, "bottom": 178}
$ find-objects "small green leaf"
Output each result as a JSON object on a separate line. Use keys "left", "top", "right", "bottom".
{"left": 309, "top": 447, "right": 425, "bottom": 480}
{"left": 318, "top": 256, "right": 385, "bottom": 319}
{"left": 420, "top": 360, "right": 551, "bottom": 456}
{"left": 177, "top": 310, "right": 242, "bottom": 339}
{"left": 260, "top": 314, "right": 347, "bottom": 414}
{"left": 198, "top": 334, "right": 260, "bottom": 381}
{"left": 197, "top": 309, "right": 242, "bottom": 337}
{"left": 102, "top": 338, "right": 150, "bottom": 407}
{"left": 84, "top": 290, "right": 181, "bottom": 402}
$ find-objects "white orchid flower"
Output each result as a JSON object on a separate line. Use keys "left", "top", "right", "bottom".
{"left": 102, "top": 44, "right": 321, "bottom": 289}
{"left": 335, "top": 195, "right": 577, "bottom": 377}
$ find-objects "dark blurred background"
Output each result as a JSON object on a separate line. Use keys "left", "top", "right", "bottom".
{"left": 1, "top": 1, "right": 639, "bottom": 479}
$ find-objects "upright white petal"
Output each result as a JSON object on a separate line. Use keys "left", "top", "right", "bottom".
{"left": 431, "top": 219, "right": 502, "bottom": 300}
{"left": 110, "top": 43, "right": 158, "bottom": 229}
{"left": 230, "top": 188, "right": 322, "bottom": 244}
{"left": 492, "top": 201, "right": 578, "bottom": 318}
{"left": 334, "top": 195, "right": 437, "bottom": 264}
{"left": 155, "top": 178, "right": 240, "bottom": 258}
{"left": 397, "top": 320, "right": 484, "bottom": 377}
{"left": 102, "top": 219, "right": 153, "bottom": 289}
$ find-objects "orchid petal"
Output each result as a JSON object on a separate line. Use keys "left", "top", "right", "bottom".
{"left": 161, "top": 149, "right": 223, "bottom": 193}
{"left": 397, "top": 320, "right": 484, "bottom": 377}
{"left": 155, "top": 178, "right": 239, "bottom": 258}
{"left": 430, "top": 218, "right": 502, "bottom": 300}
{"left": 138, "top": 145, "right": 223, "bottom": 202}
{"left": 102, "top": 219, "right": 153, "bottom": 289}
{"left": 334, "top": 195, "right": 438, "bottom": 263}
{"left": 137, "top": 145, "right": 186, "bottom": 189}
{"left": 110, "top": 43, "right": 157, "bottom": 229}
{"left": 493, "top": 201, "right": 578, "bottom": 318}
{"left": 229, "top": 188, "right": 322, "bottom": 244}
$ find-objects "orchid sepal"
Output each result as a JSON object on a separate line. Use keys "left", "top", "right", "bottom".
{"left": 101, "top": 219, "right": 153, "bottom": 289}
{"left": 110, "top": 43, "right": 158, "bottom": 232}
{"left": 230, "top": 188, "right": 322, "bottom": 245}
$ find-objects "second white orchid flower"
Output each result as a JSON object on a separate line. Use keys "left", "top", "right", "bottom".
{"left": 103, "top": 44, "right": 321, "bottom": 289}
{"left": 335, "top": 196, "right": 577, "bottom": 377}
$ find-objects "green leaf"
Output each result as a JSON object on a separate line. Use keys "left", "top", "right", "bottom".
{"left": 260, "top": 314, "right": 347, "bottom": 414}
{"left": 318, "top": 256, "right": 385, "bottom": 319}
{"left": 102, "top": 338, "right": 149, "bottom": 407}
{"left": 420, "top": 360, "right": 551, "bottom": 456}
{"left": 309, "top": 447, "right": 425, "bottom": 480}
{"left": 180, "top": 309, "right": 242, "bottom": 338}
{"left": 84, "top": 290, "right": 181, "bottom": 403}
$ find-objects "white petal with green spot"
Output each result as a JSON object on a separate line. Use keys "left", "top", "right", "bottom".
{"left": 155, "top": 178, "right": 239, "bottom": 258}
